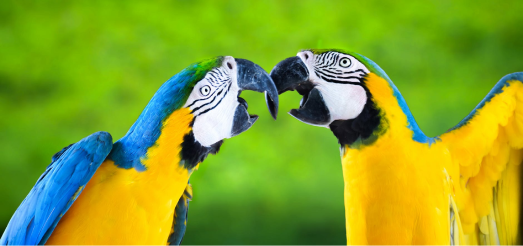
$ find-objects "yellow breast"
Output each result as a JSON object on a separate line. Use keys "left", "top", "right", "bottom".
{"left": 341, "top": 73, "right": 452, "bottom": 244}
{"left": 46, "top": 108, "right": 195, "bottom": 245}
{"left": 342, "top": 134, "right": 452, "bottom": 244}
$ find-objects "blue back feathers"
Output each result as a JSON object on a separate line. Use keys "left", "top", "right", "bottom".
{"left": 0, "top": 131, "right": 113, "bottom": 245}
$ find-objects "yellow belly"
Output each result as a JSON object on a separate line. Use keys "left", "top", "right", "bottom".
{"left": 342, "top": 137, "right": 452, "bottom": 245}
{"left": 45, "top": 159, "right": 190, "bottom": 245}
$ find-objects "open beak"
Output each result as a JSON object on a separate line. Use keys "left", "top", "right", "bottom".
{"left": 231, "top": 58, "right": 279, "bottom": 136}
{"left": 270, "top": 56, "right": 331, "bottom": 126}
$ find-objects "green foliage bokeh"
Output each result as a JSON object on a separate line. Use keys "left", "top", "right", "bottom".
{"left": 1, "top": 0, "right": 522, "bottom": 244}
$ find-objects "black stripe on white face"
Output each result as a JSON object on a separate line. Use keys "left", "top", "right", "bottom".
{"left": 182, "top": 56, "right": 243, "bottom": 147}
{"left": 186, "top": 66, "right": 233, "bottom": 116}
{"left": 313, "top": 52, "right": 368, "bottom": 85}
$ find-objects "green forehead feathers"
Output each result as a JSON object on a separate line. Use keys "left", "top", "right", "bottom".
{"left": 184, "top": 56, "right": 225, "bottom": 86}
{"left": 162, "top": 56, "right": 225, "bottom": 111}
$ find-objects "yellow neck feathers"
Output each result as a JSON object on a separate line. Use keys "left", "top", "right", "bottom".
{"left": 357, "top": 73, "right": 418, "bottom": 147}
{"left": 142, "top": 107, "right": 194, "bottom": 172}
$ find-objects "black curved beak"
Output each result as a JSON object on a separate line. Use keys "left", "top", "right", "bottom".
{"left": 235, "top": 58, "right": 279, "bottom": 120}
{"left": 270, "top": 56, "right": 331, "bottom": 126}
{"left": 230, "top": 58, "right": 279, "bottom": 137}
{"left": 270, "top": 56, "right": 309, "bottom": 93}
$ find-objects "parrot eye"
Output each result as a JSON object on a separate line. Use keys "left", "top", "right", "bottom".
{"left": 339, "top": 57, "right": 352, "bottom": 68}
{"left": 200, "top": 85, "right": 211, "bottom": 96}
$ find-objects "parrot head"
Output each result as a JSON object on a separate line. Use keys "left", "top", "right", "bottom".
{"left": 180, "top": 56, "right": 278, "bottom": 146}
{"left": 270, "top": 49, "right": 393, "bottom": 146}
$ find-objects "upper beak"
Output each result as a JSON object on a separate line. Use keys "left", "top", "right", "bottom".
{"left": 235, "top": 58, "right": 279, "bottom": 120}
{"left": 269, "top": 56, "right": 331, "bottom": 126}
{"left": 269, "top": 56, "right": 309, "bottom": 93}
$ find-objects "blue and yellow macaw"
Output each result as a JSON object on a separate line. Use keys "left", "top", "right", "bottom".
{"left": 270, "top": 49, "right": 522, "bottom": 245}
{"left": 1, "top": 56, "right": 278, "bottom": 245}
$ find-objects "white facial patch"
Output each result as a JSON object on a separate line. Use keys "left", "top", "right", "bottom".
{"left": 297, "top": 51, "right": 370, "bottom": 126}
{"left": 315, "top": 83, "right": 367, "bottom": 124}
{"left": 183, "top": 56, "right": 241, "bottom": 147}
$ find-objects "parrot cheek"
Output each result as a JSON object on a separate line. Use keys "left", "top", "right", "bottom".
{"left": 191, "top": 93, "right": 259, "bottom": 147}
{"left": 288, "top": 83, "right": 367, "bottom": 127}
{"left": 316, "top": 83, "right": 367, "bottom": 122}
{"left": 191, "top": 94, "right": 238, "bottom": 147}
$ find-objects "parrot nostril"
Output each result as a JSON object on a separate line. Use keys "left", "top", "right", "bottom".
{"left": 304, "top": 54, "right": 309, "bottom": 60}
{"left": 227, "top": 62, "right": 233, "bottom": 70}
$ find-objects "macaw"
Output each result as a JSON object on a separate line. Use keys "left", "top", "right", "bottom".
{"left": 1, "top": 56, "right": 278, "bottom": 245}
{"left": 270, "top": 49, "right": 522, "bottom": 245}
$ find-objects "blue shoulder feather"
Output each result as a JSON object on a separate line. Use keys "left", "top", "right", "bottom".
{"left": 0, "top": 131, "right": 112, "bottom": 245}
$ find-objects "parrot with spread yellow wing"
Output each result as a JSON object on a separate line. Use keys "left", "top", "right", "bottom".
{"left": 270, "top": 49, "right": 521, "bottom": 245}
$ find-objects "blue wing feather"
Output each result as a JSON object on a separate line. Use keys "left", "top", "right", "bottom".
{"left": 167, "top": 182, "right": 192, "bottom": 245}
{"left": 0, "top": 131, "right": 112, "bottom": 245}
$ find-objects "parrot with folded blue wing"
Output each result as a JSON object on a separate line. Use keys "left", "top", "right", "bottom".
{"left": 270, "top": 49, "right": 521, "bottom": 245}
{"left": 1, "top": 56, "right": 278, "bottom": 245}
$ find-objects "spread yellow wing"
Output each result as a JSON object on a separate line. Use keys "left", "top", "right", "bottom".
{"left": 439, "top": 72, "right": 523, "bottom": 244}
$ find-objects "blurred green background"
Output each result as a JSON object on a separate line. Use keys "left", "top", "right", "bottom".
{"left": 1, "top": 0, "right": 522, "bottom": 244}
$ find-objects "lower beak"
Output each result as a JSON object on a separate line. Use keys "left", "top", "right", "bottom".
{"left": 270, "top": 56, "right": 331, "bottom": 126}
{"left": 231, "top": 103, "right": 258, "bottom": 137}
